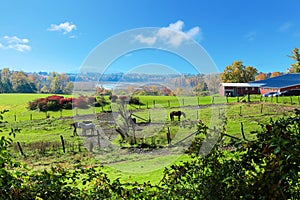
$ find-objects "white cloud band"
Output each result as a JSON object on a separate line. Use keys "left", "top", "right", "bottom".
{"left": 0, "top": 36, "right": 31, "bottom": 52}
{"left": 135, "top": 20, "right": 202, "bottom": 47}
{"left": 48, "top": 21, "right": 76, "bottom": 34}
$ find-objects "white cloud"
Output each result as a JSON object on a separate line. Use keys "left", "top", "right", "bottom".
{"left": 136, "top": 20, "right": 201, "bottom": 47}
{"left": 48, "top": 21, "right": 76, "bottom": 34}
{"left": 157, "top": 20, "right": 201, "bottom": 47}
{"left": 1, "top": 36, "right": 31, "bottom": 52}
{"left": 135, "top": 34, "right": 157, "bottom": 45}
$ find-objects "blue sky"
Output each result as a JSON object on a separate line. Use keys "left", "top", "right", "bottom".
{"left": 0, "top": 0, "right": 300, "bottom": 74}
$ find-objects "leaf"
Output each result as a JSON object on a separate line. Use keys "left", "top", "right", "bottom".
{"left": 274, "top": 147, "right": 281, "bottom": 154}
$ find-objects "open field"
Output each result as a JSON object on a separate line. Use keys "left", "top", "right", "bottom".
{"left": 0, "top": 93, "right": 299, "bottom": 184}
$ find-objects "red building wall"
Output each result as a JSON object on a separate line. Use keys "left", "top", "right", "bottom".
{"left": 260, "top": 85, "right": 300, "bottom": 94}
{"left": 222, "top": 86, "right": 260, "bottom": 96}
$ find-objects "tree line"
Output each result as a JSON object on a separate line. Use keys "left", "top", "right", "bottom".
{"left": 0, "top": 68, "right": 74, "bottom": 94}
{"left": 221, "top": 47, "right": 300, "bottom": 83}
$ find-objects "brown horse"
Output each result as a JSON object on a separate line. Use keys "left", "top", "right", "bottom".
{"left": 170, "top": 111, "right": 186, "bottom": 121}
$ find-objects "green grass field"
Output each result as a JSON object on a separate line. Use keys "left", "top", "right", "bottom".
{"left": 0, "top": 93, "right": 299, "bottom": 184}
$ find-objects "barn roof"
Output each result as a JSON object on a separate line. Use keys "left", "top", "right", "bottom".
{"left": 221, "top": 83, "right": 263, "bottom": 87}
{"left": 252, "top": 73, "right": 300, "bottom": 88}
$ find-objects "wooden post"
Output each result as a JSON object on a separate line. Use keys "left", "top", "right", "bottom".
{"left": 226, "top": 95, "right": 228, "bottom": 103}
{"left": 17, "top": 142, "right": 25, "bottom": 157}
{"left": 212, "top": 96, "right": 215, "bottom": 104}
{"left": 240, "top": 122, "right": 246, "bottom": 140}
{"left": 167, "top": 127, "right": 171, "bottom": 145}
{"left": 97, "top": 130, "right": 101, "bottom": 148}
{"left": 260, "top": 104, "right": 263, "bottom": 114}
{"left": 248, "top": 94, "right": 250, "bottom": 102}
{"left": 153, "top": 100, "right": 155, "bottom": 108}
{"left": 290, "top": 96, "right": 293, "bottom": 105}
{"left": 60, "top": 135, "right": 65, "bottom": 153}
{"left": 237, "top": 96, "right": 239, "bottom": 102}
{"left": 239, "top": 106, "right": 242, "bottom": 115}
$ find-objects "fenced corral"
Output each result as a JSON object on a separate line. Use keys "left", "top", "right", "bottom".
{"left": 3, "top": 94, "right": 300, "bottom": 124}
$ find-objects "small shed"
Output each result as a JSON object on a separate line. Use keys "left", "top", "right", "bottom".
{"left": 220, "top": 83, "right": 263, "bottom": 96}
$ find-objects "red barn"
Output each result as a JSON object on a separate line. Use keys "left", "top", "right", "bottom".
{"left": 220, "top": 83, "right": 262, "bottom": 96}
{"left": 220, "top": 74, "right": 300, "bottom": 96}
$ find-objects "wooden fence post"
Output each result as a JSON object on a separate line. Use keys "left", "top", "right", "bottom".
{"left": 60, "top": 135, "right": 65, "bottom": 153}
{"left": 240, "top": 122, "right": 246, "bottom": 140}
{"left": 17, "top": 142, "right": 25, "bottom": 157}
{"left": 260, "top": 104, "right": 263, "bottom": 114}
{"left": 97, "top": 130, "right": 101, "bottom": 148}
{"left": 167, "top": 127, "right": 171, "bottom": 145}
{"left": 239, "top": 106, "right": 242, "bottom": 115}
{"left": 153, "top": 100, "right": 155, "bottom": 108}
{"left": 290, "top": 96, "right": 293, "bottom": 105}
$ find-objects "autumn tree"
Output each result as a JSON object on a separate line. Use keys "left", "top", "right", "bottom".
{"left": 255, "top": 73, "right": 267, "bottom": 81}
{"left": 288, "top": 48, "right": 300, "bottom": 73}
{"left": 221, "top": 61, "right": 258, "bottom": 83}
{"left": 270, "top": 71, "right": 280, "bottom": 78}
{"left": 0, "top": 68, "right": 12, "bottom": 93}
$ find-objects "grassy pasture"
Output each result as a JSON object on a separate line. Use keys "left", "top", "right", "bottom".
{"left": 0, "top": 93, "right": 299, "bottom": 185}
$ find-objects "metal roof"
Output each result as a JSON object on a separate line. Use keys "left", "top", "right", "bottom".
{"left": 251, "top": 73, "right": 300, "bottom": 88}
{"left": 221, "top": 83, "right": 264, "bottom": 87}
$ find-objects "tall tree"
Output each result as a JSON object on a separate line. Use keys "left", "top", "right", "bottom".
{"left": 1, "top": 68, "right": 12, "bottom": 93}
{"left": 255, "top": 73, "right": 267, "bottom": 81}
{"left": 270, "top": 71, "right": 280, "bottom": 78}
{"left": 11, "top": 71, "right": 36, "bottom": 93}
{"left": 288, "top": 48, "right": 300, "bottom": 73}
{"left": 221, "top": 61, "right": 258, "bottom": 83}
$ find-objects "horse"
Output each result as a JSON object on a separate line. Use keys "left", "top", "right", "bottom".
{"left": 77, "top": 122, "right": 96, "bottom": 135}
{"left": 70, "top": 122, "right": 79, "bottom": 136}
{"left": 170, "top": 111, "right": 186, "bottom": 121}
